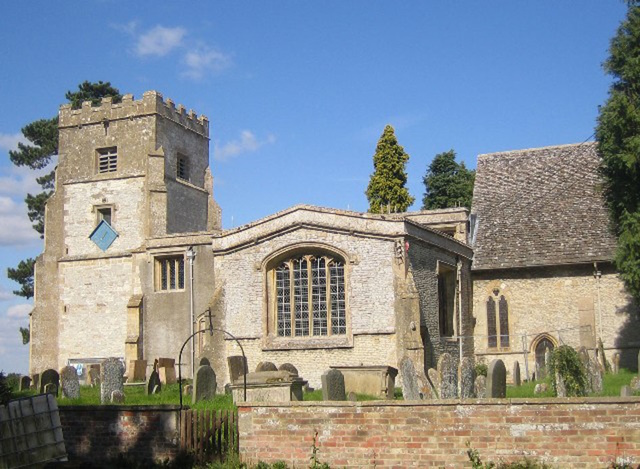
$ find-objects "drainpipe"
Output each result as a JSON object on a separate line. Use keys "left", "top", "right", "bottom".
{"left": 594, "top": 262, "right": 603, "bottom": 343}
{"left": 457, "top": 257, "right": 463, "bottom": 364}
{"left": 186, "top": 247, "right": 196, "bottom": 378}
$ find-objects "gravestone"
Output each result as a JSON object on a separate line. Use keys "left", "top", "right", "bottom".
{"left": 100, "top": 358, "right": 125, "bottom": 404}
{"left": 157, "top": 357, "right": 175, "bottom": 368}
{"left": 159, "top": 366, "right": 176, "bottom": 385}
{"left": 555, "top": 371, "right": 567, "bottom": 398}
{"left": 19, "top": 376, "right": 31, "bottom": 392}
{"left": 630, "top": 376, "right": 640, "bottom": 391}
{"left": 193, "top": 364, "right": 217, "bottom": 403}
{"left": 183, "top": 384, "right": 193, "bottom": 396}
{"left": 620, "top": 385, "right": 632, "bottom": 397}
{"left": 347, "top": 391, "right": 358, "bottom": 402}
{"left": 459, "top": 357, "right": 475, "bottom": 399}
{"left": 147, "top": 368, "right": 161, "bottom": 395}
{"left": 486, "top": 359, "right": 506, "bottom": 398}
{"left": 127, "top": 359, "right": 147, "bottom": 382}
{"left": 111, "top": 390, "right": 125, "bottom": 403}
{"left": 40, "top": 369, "right": 59, "bottom": 396}
{"left": 399, "top": 357, "right": 421, "bottom": 401}
{"left": 544, "top": 348, "right": 551, "bottom": 378}
{"left": 199, "top": 357, "right": 211, "bottom": 367}
{"left": 512, "top": 361, "right": 521, "bottom": 387}
{"left": 278, "top": 363, "right": 299, "bottom": 377}
{"left": 321, "top": 369, "right": 346, "bottom": 401}
{"left": 534, "top": 383, "right": 548, "bottom": 395}
{"left": 612, "top": 353, "right": 621, "bottom": 374}
{"left": 31, "top": 373, "right": 39, "bottom": 391}
{"left": 597, "top": 338, "right": 609, "bottom": 372}
{"left": 255, "top": 361, "right": 278, "bottom": 372}
{"left": 87, "top": 365, "right": 100, "bottom": 387}
{"left": 44, "top": 383, "right": 58, "bottom": 395}
{"left": 60, "top": 366, "right": 80, "bottom": 399}
{"left": 227, "top": 355, "right": 248, "bottom": 383}
{"left": 474, "top": 375, "right": 486, "bottom": 398}
{"left": 588, "top": 356, "right": 604, "bottom": 393}
{"left": 437, "top": 353, "right": 457, "bottom": 399}
{"left": 427, "top": 368, "right": 440, "bottom": 398}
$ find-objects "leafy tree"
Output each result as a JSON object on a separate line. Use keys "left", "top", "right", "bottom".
{"left": 0, "top": 372, "right": 12, "bottom": 405}
{"left": 20, "top": 327, "right": 30, "bottom": 345}
{"left": 422, "top": 150, "right": 475, "bottom": 210}
{"left": 365, "top": 125, "right": 415, "bottom": 213}
{"left": 596, "top": 4, "right": 640, "bottom": 300}
{"left": 6, "top": 81, "right": 121, "bottom": 301}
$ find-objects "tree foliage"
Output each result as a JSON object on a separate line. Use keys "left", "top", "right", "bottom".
{"left": 422, "top": 150, "right": 475, "bottom": 210}
{"left": 548, "top": 345, "right": 588, "bottom": 397}
{"left": 6, "top": 82, "right": 121, "bottom": 302}
{"left": 0, "top": 372, "right": 12, "bottom": 406}
{"left": 20, "top": 327, "right": 30, "bottom": 345}
{"left": 365, "top": 125, "right": 415, "bottom": 213}
{"left": 596, "top": 4, "right": 640, "bottom": 300}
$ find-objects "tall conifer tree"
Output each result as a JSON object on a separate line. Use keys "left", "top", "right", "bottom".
{"left": 365, "top": 125, "right": 415, "bottom": 213}
{"left": 422, "top": 150, "right": 475, "bottom": 210}
{"left": 596, "top": 3, "right": 640, "bottom": 300}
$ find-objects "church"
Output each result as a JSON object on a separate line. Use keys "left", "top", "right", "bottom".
{"left": 30, "top": 91, "right": 639, "bottom": 389}
{"left": 29, "top": 91, "right": 475, "bottom": 388}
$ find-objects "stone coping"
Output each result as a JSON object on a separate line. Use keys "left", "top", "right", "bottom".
{"left": 237, "top": 396, "right": 640, "bottom": 407}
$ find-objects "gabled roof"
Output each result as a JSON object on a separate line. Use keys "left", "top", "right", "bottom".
{"left": 470, "top": 142, "right": 617, "bottom": 271}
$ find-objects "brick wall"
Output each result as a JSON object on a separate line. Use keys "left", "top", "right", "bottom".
{"left": 59, "top": 405, "right": 181, "bottom": 463}
{"left": 238, "top": 398, "right": 640, "bottom": 468}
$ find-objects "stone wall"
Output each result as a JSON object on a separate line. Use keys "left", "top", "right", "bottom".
{"left": 58, "top": 405, "right": 180, "bottom": 463}
{"left": 238, "top": 398, "right": 640, "bottom": 468}
{"left": 473, "top": 263, "right": 640, "bottom": 377}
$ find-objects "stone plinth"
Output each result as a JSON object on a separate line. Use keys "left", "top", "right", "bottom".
{"left": 230, "top": 376, "right": 307, "bottom": 403}
{"left": 329, "top": 366, "right": 398, "bottom": 399}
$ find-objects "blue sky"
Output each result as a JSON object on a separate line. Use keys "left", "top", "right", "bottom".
{"left": 0, "top": 2, "right": 628, "bottom": 374}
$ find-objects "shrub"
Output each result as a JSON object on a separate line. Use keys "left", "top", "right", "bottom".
{"left": 548, "top": 345, "right": 588, "bottom": 397}
{"left": 0, "top": 372, "right": 13, "bottom": 405}
{"left": 475, "top": 363, "right": 488, "bottom": 378}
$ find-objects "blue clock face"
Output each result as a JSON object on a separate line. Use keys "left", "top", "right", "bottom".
{"left": 89, "top": 220, "right": 119, "bottom": 251}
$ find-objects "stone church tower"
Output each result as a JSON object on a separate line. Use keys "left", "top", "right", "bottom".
{"left": 30, "top": 91, "right": 221, "bottom": 373}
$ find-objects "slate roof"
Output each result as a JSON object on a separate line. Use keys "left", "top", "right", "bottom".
{"left": 471, "top": 142, "right": 617, "bottom": 271}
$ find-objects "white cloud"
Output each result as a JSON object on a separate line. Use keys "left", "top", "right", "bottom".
{"left": 0, "top": 285, "right": 13, "bottom": 302}
{"left": 135, "top": 25, "right": 186, "bottom": 57}
{"left": 214, "top": 131, "right": 276, "bottom": 161}
{"left": 6, "top": 304, "right": 32, "bottom": 319}
{"left": 182, "top": 46, "right": 232, "bottom": 80}
{"left": 0, "top": 133, "right": 26, "bottom": 152}
{"left": 111, "top": 20, "right": 138, "bottom": 36}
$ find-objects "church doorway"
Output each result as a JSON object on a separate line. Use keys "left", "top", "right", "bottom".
{"left": 534, "top": 336, "right": 555, "bottom": 372}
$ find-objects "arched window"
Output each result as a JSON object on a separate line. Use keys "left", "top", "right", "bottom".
{"left": 486, "top": 288, "right": 510, "bottom": 349}
{"left": 274, "top": 254, "right": 346, "bottom": 337}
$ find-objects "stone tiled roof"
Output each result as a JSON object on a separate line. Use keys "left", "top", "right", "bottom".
{"left": 471, "top": 142, "right": 617, "bottom": 270}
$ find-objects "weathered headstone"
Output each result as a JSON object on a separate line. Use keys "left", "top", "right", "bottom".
{"left": 588, "top": 356, "right": 604, "bottom": 393}
{"left": 111, "top": 390, "right": 125, "bottom": 403}
{"left": 19, "top": 375, "right": 31, "bottom": 392}
{"left": 459, "top": 357, "right": 476, "bottom": 399}
{"left": 437, "top": 353, "right": 457, "bottom": 399}
{"left": 427, "top": 368, "right": 440, "bottom": 398}
{"left": 183, "top": 384, "right": 193, "bottom": 396}
{"left": 60, "top": 366, "right": 80, "bottom": 399}
{"left": 534, "top": 383, "right": 548, "bottom": 395}
{"left": 88, "top": 366, "right": 100, "bottom": 387}
{"left": 347, "top": 391, "right": 358, "bottom": 402}
{"left": 159, "top": 366, "right": 176, "bottom": 385}
{"left": 31, "top": 373, "right": 39, "bottom": 391}
{"left": 43, "top": 383, "right": 58, "bottom": 395}
{"left": 157, "top": 357, "right": 175, "bottom": 368}
{"left": 40, "top": 369, "right": 59, "bottom": 395}
{"left": 321, "top": 369, "right": 346, "bottom": 401}
{"left": 147, "top": 368, "right": 161, "bottom": 395}
{"left": 227, "top": 355, "right": 248, "bottom": 383}
{"left": 399, "top": 357, "right": 420, "bottom": 401}
{"left": 278, "top": 363, "right": 299, "bottom": 377}
{"left": 555, "top": 371, "right": 567, "bottom": 398}
{"left": 620, "top": 385, "right": 633, "bottom": 397}
{"left": 630, "top": 376, "right": 640, "bottom": 391}
{"left": 255, "top": 361, "right": 278, "bottom": 372}
{"left": 127, "top": 359, "right": 147, "bottom": 382}
{"left": 612, "top": 352, "right": 621, "bottom": 375}
{"left": 193, "top": 364, "right": 217, "bottom": 403}
{"left": 544, "top": 348, "right": 551, "bottom": 378}
{"left": 100, "top": 358, "right": 125, "bottom": 404}
{"left": 199, "top": 357, "right": 211, "bottom": 367}
{"left": 597, "top": 338, "right": 609, "bottom": 372}
{"left": 474, "top": 375, "right": 486, "bottom": 398}
{"left": 512, "top": 361, "right": 521, "bottom": 387}
{"left": 486, "top": 359, "right": 506, "bottom": 398}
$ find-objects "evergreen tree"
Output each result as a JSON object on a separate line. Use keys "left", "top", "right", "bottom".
{"left": 422, "top": 150, "right": 475, "bottom": 210}
{"left": 365, "top": 125, "right": 415, "bottom": 213}
{"left": 596, "top": 3, "right": 640, "bottom": 300}
{"left": 7, "top": 81, "right": 121, "bottom": 300}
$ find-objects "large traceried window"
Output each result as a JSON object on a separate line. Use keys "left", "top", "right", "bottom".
{"left": 486, "top": 288, "right": 509, "bottom": 349}
{"left": 275, "top": 255, "right": 346, "bottom": 337}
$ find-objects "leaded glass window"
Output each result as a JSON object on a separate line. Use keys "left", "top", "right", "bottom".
{"left": 487, "top": 290, "right": 510, "bottom": 349}
{"left": 487, "top": 296, "right": 497, "bottom": 348}
{"left": 274, "top": 254, "right": 346, "bottom": 337}
{"left": 157, "top": 256, "right": 185, "bottom": 291}
{"left": 499, "top": 295, "right": 509, "bottom": 347}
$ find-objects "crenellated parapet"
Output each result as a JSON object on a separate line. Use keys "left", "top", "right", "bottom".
{"left": 58, "top": 90, "right": 209, "bottom": 137}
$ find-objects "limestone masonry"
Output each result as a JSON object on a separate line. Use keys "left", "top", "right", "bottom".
{"left": 30, "top": 92, "right": 639, "bottom": 389}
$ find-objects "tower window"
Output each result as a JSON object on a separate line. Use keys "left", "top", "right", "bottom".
{"left": 156, "top": 255, "right": 185, "bottom": 291}
{"left": 97, "top": 207, "right": 112, "bottom": 226}
{"left": 177, "top": 154, "right": 189, "bottom": 181}
{"left": 97, "top": 147, "right": 118, "bottom": 173}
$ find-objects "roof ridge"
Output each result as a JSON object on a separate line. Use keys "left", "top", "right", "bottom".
{"left": 477, "top": 141, "right": 596, "bottom": 159}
